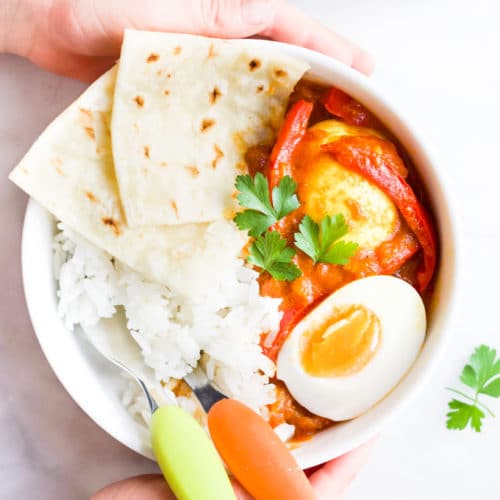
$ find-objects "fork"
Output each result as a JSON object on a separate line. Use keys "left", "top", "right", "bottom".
{"left": 83, "top": 312, "right": 314, "bottom": 500}
{"left": 83, "top": 314, "right": 235, "bottom": 500}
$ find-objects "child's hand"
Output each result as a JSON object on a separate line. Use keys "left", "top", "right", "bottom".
{"left": 3, "top": 0, "right": 374, "bottom": 81}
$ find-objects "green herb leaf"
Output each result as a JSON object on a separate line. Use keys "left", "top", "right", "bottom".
{"left": 247, "top": 231, "right": 302, "bottom": 281}
{"left": 234, "top": 210, "right": 275, "bottom": 238}
{"left": 459, "top": 364, "right": 477, "bottom": 390}
{"left": 446, "top": 345, "right": 500, "bottom": 433}
{"left": 235, "top": 173, "right": 273, "bottom": 215}
{"left": 234, "top": 174, "right": 299, "bottom": 237}
{"left": 446, "top": 399, "right": 485, "bottom": 432}
{"left": 323, "top": 241, "right": 361, "bottom": 265}
{"left": 267, "top": 261, "right": 303, "bottom": 281}
{"left": 294, "top": 215, "right": 320, "bottom": 261}
{"left": 459, "top": 345, "right": 500, "bottom": 394}
{"left": 480, "top": 378, "right": 500, "bottom": 398}
{"left": 294, "top": 214, "right": 358, "bottom": 265}
{"left": 271, "top": 176, "right": 300, "bottom": 219}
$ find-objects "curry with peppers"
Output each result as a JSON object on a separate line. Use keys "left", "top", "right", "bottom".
{"left": 243, "top": 80, "right": 437, "bottom": 441}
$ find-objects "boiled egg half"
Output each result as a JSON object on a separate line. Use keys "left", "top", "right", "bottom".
{"left": 276, "top": 276, "right": 426, "bottom": 421}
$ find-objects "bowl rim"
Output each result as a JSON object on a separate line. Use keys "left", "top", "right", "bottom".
{"left": 20, "top": 38, "right": 463, "bottom": 469}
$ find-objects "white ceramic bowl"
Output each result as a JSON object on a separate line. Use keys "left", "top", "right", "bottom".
{"left": 21, "top": 39, "right": 461, "bottom": 469}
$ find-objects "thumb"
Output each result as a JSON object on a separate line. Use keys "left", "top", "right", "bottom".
{"left": 50, "top": 0, "right": 282, "bottom": 56}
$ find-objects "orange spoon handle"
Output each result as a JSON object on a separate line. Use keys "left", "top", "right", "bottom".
{"left": 208, "top": 399, "right": 316, "bottom": 500}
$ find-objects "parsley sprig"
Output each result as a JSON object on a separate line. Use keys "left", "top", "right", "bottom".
{"left": 248, "top": 231, "right": 302, "bottom": 281}
{"left": 294, "top": 214, "right": 359, "bottom": 265}
{"left": 233, "top": 172, "right": 358, "bottom": 281}
{"left": 446, "top": 345, "right": 500, "bottom": 432}
{"left": 234, "top": 174, "right": 299, "bottom": 237}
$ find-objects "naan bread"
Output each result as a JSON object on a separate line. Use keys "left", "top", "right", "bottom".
{"left": 9, "top": 67, "right": 247, "bottom": 298}
{"left": 111, "top": 30, "right": 309, "bottom": 227}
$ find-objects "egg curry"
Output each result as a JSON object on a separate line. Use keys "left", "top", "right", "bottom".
{"left": 240, "top": 81, "right": 437, "bottom": 441}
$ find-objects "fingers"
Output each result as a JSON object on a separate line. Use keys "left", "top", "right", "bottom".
{"left": 49, "top": 0, "right": 373, "bottom": 76}
{"left": 64, "top": 55, "right": 117, "bottom": 82}
{"left": 261, "top": 4, "right": 375, "bottom": 75}
{"left": 32, "top": 49, "right": 116, "bottom": 82}
{"left": 231, "top": 478, "right": 254, "bottom": 500}
{"left": 49, "top": 0, "right": 282, "bottom": 57}
{"left": 90, "top": 474, "right": 253, "bottom": 500}
{"left": 90, "top": 474, "right": 175, "bottom": 500}
{"left": 309, "top": 437, "right": 378, "bottom": 499}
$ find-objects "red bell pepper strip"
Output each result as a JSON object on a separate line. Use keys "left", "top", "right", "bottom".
{"left": 323, "top": 136, "right": 437, "bottom": 291}
{"left": 268, "top": 100, "right": 313, "bottom": 189}
{"left": 321, "top": 87, "right": 379, "bottom": 129}
{"left": 262, "top": 306, "right": 307, "bottom": 362}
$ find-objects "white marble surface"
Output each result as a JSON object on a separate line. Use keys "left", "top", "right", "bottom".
{"left": 1, "top": 0, "right": 499, "bottom": 498}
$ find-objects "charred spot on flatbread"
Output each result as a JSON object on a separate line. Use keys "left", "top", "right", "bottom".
{"left": 147, "top": 53, "right": 159, "bottom": 62}
{"left": 249, "top": 59, "right": 261, "bottom": 71}
{"left": 185, "top": 166, "right": 200, "bottom": 177}
{"left": 200, "top": 119, "right": 215, "bottom": 132}
{"left": 79, "top": 108, "right": 93, "bottom": 119}
{"left": 84, "top": 127, "right": 95, "bottom": 140}
{"left": 102, "top": 217, "right": 121, "bottom": 235}
{"left": 170, "top": 200, "right": 179, "bottom": 217}
{"left": 208, "top": 44, "right": 217, "bottom": 59}
{"left": 51, "top": 157, "right": 64, "bottom": 175}
{"left": 144, "top": 146, "right": 150, "bottom": 158}
{"left": 84, "top": 191, "right": 98, "bottom": 202}
{"left": 210, "top": 87, "right": 222, "bottom": 104}
{"left": 212, "top": 144, "right": 224, "bottom": 169}
{"left": 133, "top": 95, "right": 144, "bottom": 107}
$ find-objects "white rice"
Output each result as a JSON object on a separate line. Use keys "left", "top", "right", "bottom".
{"left": 53, "top": 223, "right": 283, "bottom": 425}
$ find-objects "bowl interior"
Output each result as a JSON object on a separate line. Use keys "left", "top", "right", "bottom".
{"left": 21, "top": 40, "right": 461, "bottom": 469}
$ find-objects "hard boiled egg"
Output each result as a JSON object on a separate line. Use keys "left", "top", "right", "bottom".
{"left": 276, "top": 276, "right": 426, "bottom": 421}
{"left": 296, "top": 120, "right": 400, "bottom": 251}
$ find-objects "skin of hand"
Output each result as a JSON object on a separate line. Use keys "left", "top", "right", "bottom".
{"left": 1, "top": 0, "right": 374, "bottom": 81}
{"left": 90, "top": 439, "right": 377, "bottom": 500}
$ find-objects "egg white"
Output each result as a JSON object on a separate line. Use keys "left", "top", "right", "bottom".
{"left": 276, "top": 276, "right": 426, "bottom": 421}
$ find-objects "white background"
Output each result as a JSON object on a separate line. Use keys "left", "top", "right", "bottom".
{"left": 0, "top": 0, "right": 499, "bottom": 498}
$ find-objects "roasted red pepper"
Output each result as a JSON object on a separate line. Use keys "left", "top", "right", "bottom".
{"left": 268, "top": 100, "right": 313, "bottom": 189}
{"left": 262, "top": 306, "right": 306, "bottom": 362}
{"left": 323, "top": 136, "right": 437, "bottom": 291}
{"left": 321, "top": 87, "right": 379, "bottom": 129}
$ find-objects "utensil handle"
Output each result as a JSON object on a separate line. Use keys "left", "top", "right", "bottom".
{"left": 151, "top": 405, "right": 236, "bottom": 500}
{"left": 208, "top": 399, "right": 316, "bottom": 500}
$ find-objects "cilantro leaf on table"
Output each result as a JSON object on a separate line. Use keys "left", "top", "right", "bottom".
{"left": 446, "top": 400, "right": 485, "bottom": 432}
{"left": 234, "top": 174, "right": 299, "bottom": 237}
{"left": 459, "top": 345, "right": 500, "bottom": 394}
{"left": 446, "top": 345, "right": 500, "bottom": 432}
{"left": 294, "top": 214, "right": 358, "bottom": 265}
{"left": 247, "top": 230, "right": 302, "bottom": 281}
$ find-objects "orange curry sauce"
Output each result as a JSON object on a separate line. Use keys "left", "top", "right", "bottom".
{"left": 246, "top": 80, "right": 431, "bottom": 442}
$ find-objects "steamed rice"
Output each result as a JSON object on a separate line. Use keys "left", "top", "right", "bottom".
{"left": 53, "top": 222, "right": 283, "bottom": 424}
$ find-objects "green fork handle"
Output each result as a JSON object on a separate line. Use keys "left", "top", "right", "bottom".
{"left": 150, "top": 405, "right": 236, "bottom": 500}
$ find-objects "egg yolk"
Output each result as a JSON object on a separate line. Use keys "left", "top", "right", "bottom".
{"left": 300, "top": 304, "right": 382, "bottom": 377}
